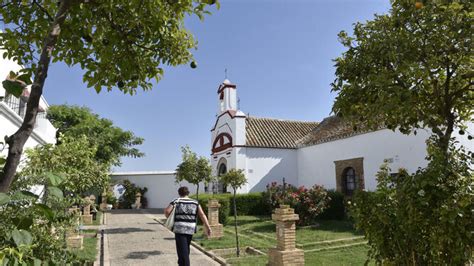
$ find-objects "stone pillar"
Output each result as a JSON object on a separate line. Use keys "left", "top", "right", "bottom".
{"left": 100, "top": 192, "right": 108, "bottom": 211}
{"left": 66, "top": 234, "right": 84, "bottom": 249}
{"left": 135, "top": 192, "right": 142, "bottom": 209}
{"left": 268, "top": 205, "right": 304, "bottom": 266}
{"left": 82, "top": 196, "right": 93, "bottom": 225}
{"left": 66, "top": 208, "right": 83, "bottom": 249}
{"left": 206, "top": 199, "right": 223, "bottom": 239}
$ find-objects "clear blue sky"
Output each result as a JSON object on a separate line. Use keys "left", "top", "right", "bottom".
{"left": 42, "top": 0, "right": 391, "bottom": 172}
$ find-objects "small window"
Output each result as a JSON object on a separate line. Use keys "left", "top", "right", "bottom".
{"left": 343, "top": 167, "right": 356, "bottom": 196}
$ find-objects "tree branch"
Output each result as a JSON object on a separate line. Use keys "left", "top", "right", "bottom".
{"left": 33, "top": 0, "right": 54, "bottom": 22}
{"left": 0, "top": 1, "right": 12, "bottom": 9}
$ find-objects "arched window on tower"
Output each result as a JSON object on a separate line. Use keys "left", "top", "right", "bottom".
{"left": 212, "top": 133, "right": 233, "bottom": 153}
{"left": 343, "top": 167, "right": 357, "bottom": 196}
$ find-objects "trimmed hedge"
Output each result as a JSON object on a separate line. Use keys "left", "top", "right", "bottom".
{"left": 191, "top": 192, "right": 272, "bottom": 224}
{"left": 231, "top": 192, "right": 271, "bottom": 216}
{"left": 191, "top": 194, "right": 230, "bottom": 225}
{"left": 318, "top": 190, "right": 346, "bottom": 220}
{"left": 192, "top": 189, "right": 346, "bottom": 225}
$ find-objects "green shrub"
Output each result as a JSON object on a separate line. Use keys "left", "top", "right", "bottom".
{"left": 350, "top": 144, "right": 473, "bottom": 265}
{"left": 263, "top": 182, "right": 330, "bottom": 225}
{"left": 192, "top": 194, "right": 230, "bottom": 225}
{"left": 192, "top": 192, "right": 272, "bottom": 223}
{"left": 318, "top": 190, "right": 346, "bottom": 220}
{"left": 118, "top": 180, "right": 147, "bottom": 209}
{"left": 231, "top": 193, "right": 271, "bottom": 216}
{"left": 0, "top": 173, "right": 85, "bottom": 264}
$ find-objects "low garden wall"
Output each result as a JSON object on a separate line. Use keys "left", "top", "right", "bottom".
{"left": 110, "top": 171, "right": 197, "bottom": 209}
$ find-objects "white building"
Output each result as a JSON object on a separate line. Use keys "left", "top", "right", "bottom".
{"left": 210, "top": 79, "right": 472, "bottom": 195}
{"left": 111, "top": 79, "right": 472, "bottom": 208}
{"left": 0, "top": 53, "right": 57, "bottom": 158}
{"left": 110, "top": 171, "right": 197, "bottom": 209}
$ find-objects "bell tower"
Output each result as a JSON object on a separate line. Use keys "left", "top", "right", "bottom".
{"left": 217, "top": 79, "right": 237, "bottom": 114}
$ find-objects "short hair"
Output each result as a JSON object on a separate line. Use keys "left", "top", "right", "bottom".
{"left": 178, "top": 186, "right": 189, "bottom": 197}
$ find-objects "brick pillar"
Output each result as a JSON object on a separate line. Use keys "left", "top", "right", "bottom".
{"left": 100, "top": 192, "right": 108, "bottom": 211}
{"left": 82, "top": 196, "right": 93, "bottom": 225}
{"left": 206, "top": 199, "right": 223, "bottom": 239}
{"left": 135, "top": 192, "right": 142, "bottom": 209}
{"left": 268, "top": 205, "right": 304, "bottom": 266}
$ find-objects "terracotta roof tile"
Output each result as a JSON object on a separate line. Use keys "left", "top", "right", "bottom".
{"left": 245, "top": 117, "right": 319, "bottom": 148}
{"left": 297, "top": 116, "right": 378, "bottom": 147}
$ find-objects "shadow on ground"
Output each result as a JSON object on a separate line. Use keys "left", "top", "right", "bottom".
{"left": 106, "top": 227, "right": 155, "bottom": 234}
{"left": 126, "top": 250, "right": 163, "bottom": 259}
{"left": 106, "top": 208, "right": 164, "bottom": 215}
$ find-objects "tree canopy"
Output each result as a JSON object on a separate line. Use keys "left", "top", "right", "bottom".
{"left": 0, "top": 0, "right": 218, "bottom": 192}
{"left": 47, "top": 104, "right": 144, "bottom": 166}
{"left": 13, "top": 135, "right": 109, "bottom": 194}
{"left": 332, "top": 0, "right": 473, "bottom": 153}
{"left": 175, "top": 145, "right": 212, "bottom": 199}
{"left": 1, "top": 0, "right": 217, "bottom": 93}
{"left": 333, "top": 1, "right": 473, "bottom": 264}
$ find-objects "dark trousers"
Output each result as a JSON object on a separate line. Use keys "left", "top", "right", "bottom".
{"left": 175, "top": 233, "right": 193, "bottom": 266}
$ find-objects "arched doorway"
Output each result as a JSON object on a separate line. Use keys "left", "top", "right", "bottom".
{"left": 215, "top": 158, "right": 228, "bottom": 193}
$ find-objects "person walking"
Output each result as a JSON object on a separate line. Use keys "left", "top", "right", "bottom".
{"left": 165, "top": 186, "right": 212, "bottom": 266}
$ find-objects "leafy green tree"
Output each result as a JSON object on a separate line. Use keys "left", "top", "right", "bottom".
{"left": 13, "top": 135, "right": 109, "bottom": 195}
{"left": 332, "top": 0, "right": 473, "bottom": 263}
{"left": 332, "top": 0, "right": 473, "bottom": 157}
{"left": 219, "top": 169, "right": 246, "bottom": 257}
{"left": 0, "top": 0, "right": 218, "bottom": 192}
{"left": 175, "top": 146, "right": 212, "bottom": 200}
{"left": 47, "top": 104, "right": 144, "bottom": 166}
{"left": 350, "top": 144, "right": 473, "bottom": 265}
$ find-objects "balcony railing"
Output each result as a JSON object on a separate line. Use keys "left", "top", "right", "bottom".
{"left": 1, "top": 94, "right": 26, "bottom": 118}
{"left": 1, "top": 94, "right": 56, "bottom": 143}
{"left": 1, "top": 95, "right": 47, "bottom": 120}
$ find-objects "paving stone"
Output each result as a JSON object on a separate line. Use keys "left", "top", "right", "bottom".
{"left": 105, "top": 209, "right": 219, "bottom": 266}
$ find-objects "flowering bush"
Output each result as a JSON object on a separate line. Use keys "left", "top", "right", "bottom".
{"left": 350, "top": 144, "right": 473, "bottom": 265}
{"left": 264, "top": 181, "right": 330, "bottom": 225}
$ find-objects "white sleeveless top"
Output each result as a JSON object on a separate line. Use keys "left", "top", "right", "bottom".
{"left": 170, "top": 197, "right": 199, "bottom": 235}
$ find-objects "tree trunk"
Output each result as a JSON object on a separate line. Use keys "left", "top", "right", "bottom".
{"left": 233, "top": 189, "right": 240, "bottom": 257}
{"left": 0, "top": 1, "right": 72, "bottom": 192}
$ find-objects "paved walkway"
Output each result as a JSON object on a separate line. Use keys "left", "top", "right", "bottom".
{"left": 103, "top": 209, "right": 219, "bottom": 266}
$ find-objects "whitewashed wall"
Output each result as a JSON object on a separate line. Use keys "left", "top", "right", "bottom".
{"left": 297, "top": 129, "right": 432, "bottom": 191}
{"left": 0, "top": 103, "right": 53, "bottom": 158}
{"left": 0, "top": 53, "right": 56, "bottom": 159}
{"left": 238, "top": 147, "right": 297, "bottom": 193}
{"left": 210, "top": 111, "right": 246, "bottom": 178}
{"left": 110, "top": 171, "right": 197, "bottom": 209}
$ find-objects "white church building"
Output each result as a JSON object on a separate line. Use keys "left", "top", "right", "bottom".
{"left": 209, "top": 79, "right": 471, "bottom": 196}
{"left": 112, "top": 79, "right": 471, "bottom": 208}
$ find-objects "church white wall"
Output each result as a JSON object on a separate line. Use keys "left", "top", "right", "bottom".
{"left": 241, "top": 147, "right": 298, "bottom": 193}
{"left": 110, "top": 171, "right": 197, "bottom": 209}
{"left": 297, "top": 129, "right": 432, "bottom": 191}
